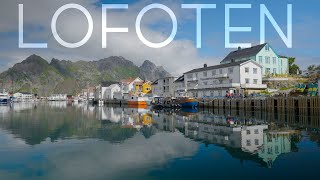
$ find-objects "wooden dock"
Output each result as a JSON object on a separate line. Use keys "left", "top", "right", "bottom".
{"left": 199, "top": 97, "right": 320, "bottom": 128}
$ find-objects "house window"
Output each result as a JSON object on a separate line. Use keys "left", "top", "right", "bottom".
{"left": 273, "top": 57, "right": 277, "bottom": 64}
{"left": 203, "top": 82, "right": 208, "bottom": 85}
{"left": 245, "top": 67, "right": 249, "bottom": 73}
{"left": 246, "top": 140, "right": 251, "bottom": 146}
{"left": 228, "top": 67, "right": 233, "bottom": 74}
{"left": 219, "top": 80, "right": 223, "bottom": 84}
{"left": 246, "top": 130, "right": 251, "bottom": 134}
{"left": 253, "top": 68, "right": 257, "bottom": 74}
{"left": 229, "top": 79, "right": 233, "bottom": 83}
{"left": 255, "top": 139, "right": 259, "bottom": 145}
{"left": 219, "top": 69, "right": 223, "bottom": 74}
{"left": 203, "top": 71, "right": 207, "bottom": 77}
{"left": 265, "top": 56, "right": 270, "bottom": 64}
{"left": 273, "top": 68, "right": 277, "bottom": 74}
{"left": 259, "top": 56, "right": 263, "bottom": 64}
{"left": 245, "top": 79, "right": 250, "bottom": 84}
{"left": 187, "top": 74, "right": 193, "bottom": 78}
{"left": 212, "top": 70, "right": 216, "bottom": 75}
{"left": 266, "top": 68, "right": 271, "bottom": 74}
{"left": 254, "top": 129, "right": 259, "bottom": 134}
{"left": 275, "top": 146, "right": 279, "bottom": 154}
{"left": 265, "top": 45, "right": 270, "bottom": 51}
{"left": 195, "top": 73, "right": 198, "bottom": 78}
{"left": 253, "top": 79, "right": 258, "bottom": 84}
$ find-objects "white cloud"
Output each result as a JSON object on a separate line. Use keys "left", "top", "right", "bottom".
{"left": 0, "top": 0, "right": 215, "bottom": 75}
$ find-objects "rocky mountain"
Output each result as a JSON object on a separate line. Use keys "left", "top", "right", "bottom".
{"left": 0, "top": 55, "right": 171, "bottom": 96}
{"left": 139, "top": 60, "right": 171, "bottom": 81}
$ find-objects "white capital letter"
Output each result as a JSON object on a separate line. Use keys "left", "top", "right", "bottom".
{"left": 102, "top": 4, "right": 128, "bottom": 48}
{"left": 181, "top": 4, "right": 216, "bottom": 48}
{"left": 51, "top": 4, "right": 93, "bottom": 48}
{"left": 19, "top": 4, "right": 47, "bottom": 48}
{"left": 260, "top": 4, "right": 292, "bottom": 48}
{"left": 136, "top": 3, "right": 177, "bottom": 48}
{"left": 225, "top": 4, "right": 252, "bottom": 48}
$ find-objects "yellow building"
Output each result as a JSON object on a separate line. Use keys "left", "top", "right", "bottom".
{"left": 134, "top": 81, "right": 152, "bottom": 94}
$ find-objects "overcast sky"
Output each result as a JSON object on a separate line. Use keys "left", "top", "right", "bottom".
{"left": 0, "top": 0, "right": 319, "bottom": 75}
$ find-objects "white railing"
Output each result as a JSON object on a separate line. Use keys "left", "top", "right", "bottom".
{"left": 188, "top": 83, "right": 241, "bottom": 89}
{"left": 241, "top": 84, "right": 267, "bottom": 89}
{"left": 211, "top": 73, "right": 229, "bottom": 79}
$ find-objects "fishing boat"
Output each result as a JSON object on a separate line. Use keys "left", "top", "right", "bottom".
{"left": 128, "top": 93, "right": 151, "bottom": 108}
{"left": 151, "top": 97, "right": 180, "bottom": 108}
{"left": 0, "top": 91, "right": 10, "bottom": 104}
{"left": 176, "top": 97, "right": 198, "bottom": 108}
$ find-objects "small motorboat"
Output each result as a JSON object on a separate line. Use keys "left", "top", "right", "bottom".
{"left": 0, "top": 91, "right": 10, "bottom": 104}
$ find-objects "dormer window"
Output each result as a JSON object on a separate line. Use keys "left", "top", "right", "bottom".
{"left": 265, "top": 45, "right": 270, "bottom": 51}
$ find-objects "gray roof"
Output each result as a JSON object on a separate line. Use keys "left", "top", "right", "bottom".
{"left": 101, "top": 81, "right": 119, "bottom": 87}
{"left": 184, "top": 60, "right": 256, "bottom": 74}
{"left": 279, "top": 55, "right": 288, "bottom": 58}
{"left": 174, "top": 75, "right": 184, "bottom": 83}
{"left": 220, "top": 43, "right": 267, "bottom": 64}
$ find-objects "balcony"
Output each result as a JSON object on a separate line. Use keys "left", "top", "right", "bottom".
{"left": 188, "top": 83, "right": 241, "bottom": 90}
{"left": 187, "top": 74, "right": 229, "bottom": 82}
{"left": 186, "top": 77, "right": 198, "bottom": 82}
{"left": 210, "top": 73, "right": 229, "bottom": 79}
{"left": 241, "top": 84, "right": 267, "bottom": 89}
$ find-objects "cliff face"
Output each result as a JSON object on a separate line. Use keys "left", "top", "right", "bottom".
{"left": 0, "top": 55, "right": 171, "bottom": 95}
{"left": 139, "top": 60, "right": 171, "bottom": 81}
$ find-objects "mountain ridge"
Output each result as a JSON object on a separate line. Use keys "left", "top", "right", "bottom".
{"left": 0, "top": 55, "right": 171, "bottom": 96}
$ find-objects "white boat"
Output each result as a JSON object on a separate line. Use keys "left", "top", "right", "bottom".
{"left": 98, "top": 99, "right": 104, "bottom": 106}
{"left": 0, "top": 91, "right": 10, "bottom": 104}
{"left": 128, "top": 93, "right": 152, "bottom": 108}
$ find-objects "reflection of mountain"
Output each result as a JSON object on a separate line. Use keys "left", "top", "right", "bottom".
{"left": 140, "top": 126, "right": 157, "bottom": 139}
{"left": 0, "top": 104, "right": 143, "bottom": 145}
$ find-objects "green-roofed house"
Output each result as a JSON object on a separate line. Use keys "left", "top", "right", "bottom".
{"left": 220, "top": 43, "right": 289, "bottom": 76}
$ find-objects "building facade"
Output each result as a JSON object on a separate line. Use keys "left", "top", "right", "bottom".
{"left": 174, "top": 76, "right": 186, "bottom": 97}
{"left": 184, "top": 60, "right": 267, "bottom": 98}
{"left": 114, "top": 77, "right": 144, "bottom": 100}
{"left": 13, "top": 92, "right": 34, "bottom": 101}
{"left": 220, "top": 43, "right": 289, "bottom": 76}
{"left": 152, "top": 77, "right": 177, "bottom": 97}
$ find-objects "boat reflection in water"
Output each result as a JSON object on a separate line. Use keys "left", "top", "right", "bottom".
{"left": 0, "top": 103, "right": 318, "bottom": 179}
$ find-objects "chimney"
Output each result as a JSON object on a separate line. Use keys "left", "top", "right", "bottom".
{"left": 204, "top": 64, "right": 207, "bottom": 68}
{"left": 238, "top": 46, "right": 241, "bottom": 51}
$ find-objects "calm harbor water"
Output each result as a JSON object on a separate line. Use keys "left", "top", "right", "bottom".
{"left": 0, "top": 102, "right": 320, "bottom": 179}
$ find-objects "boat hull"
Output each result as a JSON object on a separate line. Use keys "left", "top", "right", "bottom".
{"left": 0, "top": 98, "right": 8, "bottom": 104}
{"left": 179, "top": 101, "right": 198, "bottom": 108}
{"left": 177, "top": 98, "right": 198, "bottom": 108}
{"left": 128, "top": 101, "right": 147, "bottom": 106}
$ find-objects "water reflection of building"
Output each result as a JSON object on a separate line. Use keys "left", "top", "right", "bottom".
{"left": 258, "top": 132, "right": 292, "bottom": 168}
{"left": 174, "top": 111, "right": 294, "bottom": 168}
{"left": 96, "top": 106, "right": 153, "bottom": 130}
{"left": 152, "top": 111, "right": 176, "bottom": 132}
{"left": 184, "top": 120, "right": 268, "bottom": 153}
